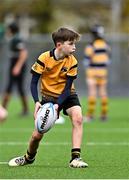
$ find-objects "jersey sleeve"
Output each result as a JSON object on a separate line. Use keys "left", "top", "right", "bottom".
{"left": 16, "top": 40, "right": 25, "bottom": 50}
{"left": 14, "top": 37, "right": 25, "bottom": 50}
{"left": 31, "top": 53, "right": 46, "bottom": 74}
{"left": 67, "top": 56, "right": 78, "bottom": 78}
{"left": 11, "top": 38, "right": 25, "bottom": 51}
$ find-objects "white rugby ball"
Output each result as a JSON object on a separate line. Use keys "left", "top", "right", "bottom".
{"left": 35, "top": 102, "right": 58, "bottom": 134}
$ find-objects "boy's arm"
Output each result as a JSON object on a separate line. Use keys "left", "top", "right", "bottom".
{"left": 30, "top": 73, "right": 41, "bottom": 120}
{"left": 57, "top": 76, "right": 75, "bottom": 106}
{"left": 30, "top": 53, "right": 46, "bottom": 119}
{"left": 30, "top": 73, "right": 41, "bottom": 103}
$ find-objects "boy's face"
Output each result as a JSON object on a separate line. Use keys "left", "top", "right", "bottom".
{"left": 57, "top": 40, "right": 76, "bottom": 56}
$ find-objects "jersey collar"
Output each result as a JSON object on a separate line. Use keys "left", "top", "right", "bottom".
{"left": 50, "top": 48, "right": 57, "bottom": 60}
{"left": 50, "top": 48, "right": 69, "bottom": 61}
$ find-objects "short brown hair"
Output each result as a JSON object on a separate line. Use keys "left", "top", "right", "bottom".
{"left": 52, "top": 27, "right": 80, "bottom": 45}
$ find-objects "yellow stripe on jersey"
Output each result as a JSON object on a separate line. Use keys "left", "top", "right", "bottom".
{"left": 31, "top": 60, "right": 45, "bottom": 74}
{"left": 31, "top": 50, "right": 78, "bottom": 97}
{"left": 92, "top": 54, "right": 109, "bottom": 63}
{"left": 93, "top": 39, "right": 107, "bottom": 49}
{"left": 67, "top": 64, "right": 77, "bottom": 77}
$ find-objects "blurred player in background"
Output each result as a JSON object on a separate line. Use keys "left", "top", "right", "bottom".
{"left": 2, "top": 22, "right": 29, "bottom": 116}
{"left": 83, "top": 24, "right": 111, "bottom": 121}
{"left": 8, "top": 27, "right": 88, "bottom": 168}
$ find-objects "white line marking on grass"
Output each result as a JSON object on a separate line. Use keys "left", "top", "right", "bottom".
{"left": 0, "top": 141, "right": 129, "bottom": 146}
{"left": 0, "top": 162, "right": 7, "bottom": 165}
{"left": 87, "top": 142, "right": 129, "bottom": 146}
{"left": 0, "top": 127, "right": 129, "bottom": 133}
{"left": 0, "top": 179, "right": 128, "bottom": 180}
{"left": 0, "top": 179, "right": 127, "bottom": 180}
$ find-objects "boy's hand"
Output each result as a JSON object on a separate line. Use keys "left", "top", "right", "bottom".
{"left": 34, "top": 101, "right": 41, "bottom": 120}
{"left": 54, "top": 104, "right": 59, "bottom": 111}
{"left": 54, "top": 104, "right": 59, "bottom": 118}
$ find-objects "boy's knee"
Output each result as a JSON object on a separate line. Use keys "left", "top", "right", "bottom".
{"left": 32, "top": 132, "right": 43, "bottom": 142}
{"left": 72, "top": 113, "right": 83, "bottom": 127}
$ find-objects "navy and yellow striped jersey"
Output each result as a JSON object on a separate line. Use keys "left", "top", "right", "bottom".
{"left": 84, "top": 38, "right": 110, "bottom": 67}
{"left": 31, "top": 49, "right": 78, "bottom": 97}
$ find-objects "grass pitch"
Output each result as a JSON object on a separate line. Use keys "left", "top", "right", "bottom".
{"left": 0, "top": 97, "right": 129, "bottom": 179}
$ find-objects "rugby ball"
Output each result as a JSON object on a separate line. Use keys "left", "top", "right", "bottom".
{"left": 35, "top": 103, "right": 58, "bottom": 134}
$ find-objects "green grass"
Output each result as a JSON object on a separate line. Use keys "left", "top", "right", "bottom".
{"left": 0, "top": 97, "right": 129, "bottom": 179}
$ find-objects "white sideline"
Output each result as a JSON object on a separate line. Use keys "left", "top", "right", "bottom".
{"left": 0, "top": 141, "right": 129, "bottom": 146}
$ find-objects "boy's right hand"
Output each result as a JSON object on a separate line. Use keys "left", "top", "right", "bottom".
{"left": 34, "top": 101, "right": 41, "bottom": 120}
{"left": 54, "top": 104, "right": 59, "bottom": 111}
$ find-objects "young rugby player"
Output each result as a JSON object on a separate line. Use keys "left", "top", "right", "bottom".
{"left": 8, "top": 27, "right": 88, "bottom": 168}
{"left": 83, "top": 25, "right": 111, "bottom": 121}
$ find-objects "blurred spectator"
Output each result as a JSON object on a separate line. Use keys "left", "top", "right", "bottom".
{"left": 83, "top": 24, "right": 111, "bottom": 121}
{"left": 2, "top": 22, "right": 29, "bottom": 116}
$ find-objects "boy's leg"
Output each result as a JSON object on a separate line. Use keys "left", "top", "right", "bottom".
{"left": 8, "top": 130, "right": 43, "bottom": 166}
{"left": 66, "top": 106, "right": 88, "bottom": 168}
{"left": 67, "top": 106, "right": 82, "bottom": 148}
{"left": 27, "top": 130, "right": 43, "bottom": 155}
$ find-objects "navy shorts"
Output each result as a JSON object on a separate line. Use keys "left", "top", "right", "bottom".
{"left": 41, "top": 94, "right": 81, "bottom": 116}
